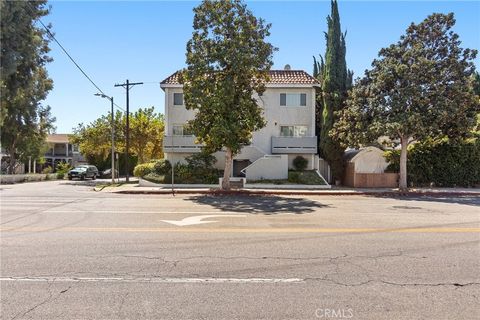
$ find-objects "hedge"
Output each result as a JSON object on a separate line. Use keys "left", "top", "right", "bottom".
{"left": 133, "top": 162, "right": 155, "bottom": 177}
{"left": 134, "top": 154, "right": 220, "bottom": 184}
{"left": 385, "top": 138, "right": 480, "bottom": 187}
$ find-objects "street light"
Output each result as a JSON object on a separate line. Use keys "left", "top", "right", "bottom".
{"left": 94, "top": 93, "right": 115, "bottom": 184}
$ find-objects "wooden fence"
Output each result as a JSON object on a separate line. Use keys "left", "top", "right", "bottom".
{"left": 343, "top": 163, "right": 398, "bottom": 188}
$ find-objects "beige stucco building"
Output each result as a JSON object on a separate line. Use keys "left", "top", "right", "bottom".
{"left": 160, "top": 69, "right": 320, "bottom": 180}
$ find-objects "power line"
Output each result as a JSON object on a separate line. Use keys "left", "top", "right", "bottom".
{"left": 24, "top": 2, "right": 126, "bottom": 113}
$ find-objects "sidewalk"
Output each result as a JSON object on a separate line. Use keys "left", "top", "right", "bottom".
{"left": 96, "top": 184, "right": 480, "bottom": 196}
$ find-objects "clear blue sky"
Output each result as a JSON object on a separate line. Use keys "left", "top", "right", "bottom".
{"left": 43, "top": 0, "right": 480, "bottom": 133}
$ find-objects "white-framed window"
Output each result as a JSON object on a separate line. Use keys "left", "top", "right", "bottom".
{"left": 173, "top": 93, "right": 184, "bottom": 106}
{"left": 280, "top": 93, "right": 307, "bottom": 107}
{"left": 280, "top": 126, "right": 308, "bottom": 137}
{"left": 72, "top": 144, "right": 79, "bottom": 152}
{"left": 172, "top": 125, "right": 193, "bottom": 136}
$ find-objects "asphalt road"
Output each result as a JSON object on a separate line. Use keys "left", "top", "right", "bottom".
{"left": 1, "top": 180, "right": 479, "bottom": 320}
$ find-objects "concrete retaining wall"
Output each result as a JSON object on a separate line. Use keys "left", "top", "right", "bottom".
{"left": 0, "top": 174, "right": 58, "bottom": 184}
{"left": 245, "top": 155, "right": 288, "bottom": 180}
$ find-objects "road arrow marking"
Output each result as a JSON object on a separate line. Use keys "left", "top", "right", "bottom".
{"left": 161, "top": 215, "right": 246, "bottom": 226}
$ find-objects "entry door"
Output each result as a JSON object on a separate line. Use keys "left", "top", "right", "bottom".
{"left": 233, "top": 160, "right": 251, "bottom": 177}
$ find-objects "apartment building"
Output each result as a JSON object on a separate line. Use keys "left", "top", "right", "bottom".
{"left": 160, "top": 69, "right": 321, "bottom": 180}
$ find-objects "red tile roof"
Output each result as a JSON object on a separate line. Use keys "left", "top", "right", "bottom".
{"left": 46, "top": 134, "right": 71, "bottom": 144}
{"left": 160, "top": 70, "right": 318, "bottom": 85}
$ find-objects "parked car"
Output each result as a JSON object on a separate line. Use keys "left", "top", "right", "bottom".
{"left": 100, "top": 168, "right": 119, "bottom": 179}
{"left": 68, "top": 165, "right": 99, "bottom": 180}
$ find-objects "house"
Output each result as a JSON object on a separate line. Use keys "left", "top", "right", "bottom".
{"left": 343, "top": 146, "right": 398, "bottom": 188}
{"left": 0, "top": 146, "right": 25, "bottom": 174}
{"left": 160, "top": 69, "right": 322, "bottom": 180}
{"left": 43, "top": 134, "right": 86, "bottom": 171}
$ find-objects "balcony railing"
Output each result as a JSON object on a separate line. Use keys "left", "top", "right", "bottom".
{"left": 44, "top": 151, "right": 74, "bottom": 157}
{"left": 163, "top": 135, "right": 202, "bottom": 153}
{"left": 271, "top": 136, "right": 317, "bottom": 154}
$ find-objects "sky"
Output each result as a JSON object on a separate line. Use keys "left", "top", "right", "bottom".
{"left": 42, "top": 0, "right": 480, "bottom": 133}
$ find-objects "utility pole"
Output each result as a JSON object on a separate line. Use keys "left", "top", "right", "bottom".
{"left": 114, "top": 79, "right": 143, "bottom": 182}
{"left": 94, "top": 93, "right": 116, "bottom": 184}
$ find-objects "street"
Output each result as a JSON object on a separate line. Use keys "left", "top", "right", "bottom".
{"left": 1, "top": 181, "right": 479, "bottom": 320}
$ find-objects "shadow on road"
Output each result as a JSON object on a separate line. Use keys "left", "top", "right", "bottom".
{"left": 371, "top": 195, "right": 480, "bottom": 207}
{"left": 184, "top": 194, "right": 331, "bottom": 214}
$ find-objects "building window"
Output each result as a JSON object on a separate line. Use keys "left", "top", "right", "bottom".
{"left": 173, "top": 93, "right": 184, "bottom": 106}
{"left": 172, "top": 125, "right": 193, "bottom": 136}
{"left": 280, "top": 126, "right": 308, "bottom": 137}
{"left": 280, "top": 93, "right": 307, "bottom": 107}
{"left": 72, "top": 144, "right": 79, "bottom": 152}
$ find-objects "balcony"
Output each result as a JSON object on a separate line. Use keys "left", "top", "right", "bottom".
{"left": 163, "top": 136, "right": 202, "bottom": 153}
{"left": 271, "top": 136, "right": 317, "bottom": 154}
{"left": 44, "top": 151, "right": 74, "bottom": 157}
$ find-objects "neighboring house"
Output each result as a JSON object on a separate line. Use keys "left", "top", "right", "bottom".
{"left": 43, "top": 134, "right": 86, "bottom": 171}
{"left": 0, "top": 146, "right": 25, "bottom": 174}
{"left": 160, "top": 69, "right": 321, "bottom": 180}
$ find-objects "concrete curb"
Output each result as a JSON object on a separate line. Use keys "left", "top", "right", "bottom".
{"left": 111, "top": 189, "right": 480, "bottom": 197}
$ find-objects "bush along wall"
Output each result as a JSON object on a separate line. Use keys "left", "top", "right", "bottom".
{"left": 384, "top": 138, "right": 480, "bottom": 187}
{"left": 133, "top": 153, "right": 220, "bottom": 184}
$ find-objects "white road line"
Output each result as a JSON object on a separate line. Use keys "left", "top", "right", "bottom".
{"left": 44, "top": 210, "right": 248, "bottom": 214}
{"left": 0, "top": 276, "right": 304, "bottom": 284}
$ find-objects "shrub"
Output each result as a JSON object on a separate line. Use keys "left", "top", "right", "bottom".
{"left": 153, "top": 159, "right": 172, "bottom": 175}
{"left": 42, "top": 166, "right": 53, "bottom": 174}
{"left": 56, "top": 162, "right": 72, "bottom": 176}
{"left": 166, "top": 153, "right": 219, "bottom": 184}
{"left": 293, "top": 156, "right": 308, "bottom": 171}
{"left": 185, "top": 152, "right": 217, "bottom": 168}
{"left": 139, "top": 154, "right": 220, "bottom": 184}
{"left": 133, "top": 162, "right": 155, "bottom": 177}
{"left": 288, "top": 171, "right": 301, "bottom": 183}
{"left": 384, "top": 138, "right": 480, "bottom": 187}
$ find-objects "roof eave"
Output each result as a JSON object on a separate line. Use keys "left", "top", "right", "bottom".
{"left": 265, "top": 83, "right": 319, "bottom": 88}
{"left": 160, "top": 83, "right": 183, "bottom": 90}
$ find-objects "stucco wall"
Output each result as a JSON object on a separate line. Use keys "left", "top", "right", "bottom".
{"left": 164, "top": 86, "right": 316, "bottom": 157}
{"left": 287, "top": 154, "right": 315, "bottom": 170}
{"left": 164, "top": 152, "right": 191, "bottom": 165}
{"left": 245, "top": 155, "right": 288, "bottom": 180}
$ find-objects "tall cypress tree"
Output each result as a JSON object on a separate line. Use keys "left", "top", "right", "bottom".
{"left": 314, "top": 0, "right": 352, "bottom": 182}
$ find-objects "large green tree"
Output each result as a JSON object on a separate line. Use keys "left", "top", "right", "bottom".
{"left": 129, "top": 107, "right": 165, "bottom": 164}
{"left": 333, "top": 13, "right": 478, "bottom": 190}
{"left": 313, "top": 0, "right": 352, "bottom": 183}
{"left": 1, "top": 0, "right": 55, "bottom": 172}
{"left": 180, "top": 0, "right": 275, "bottom": 190}
{"left": 71, "top": 107, "right": 164, "bottom": 168}
{"left": 473, "top": 72, "right": 480, "bottom": 136}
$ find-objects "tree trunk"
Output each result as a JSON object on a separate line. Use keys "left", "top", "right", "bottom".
{"left": 399, "top": 136, "right": 408, "bottom": 191}
{"left": 222, "top": 148, "right": 233, "bottom": 190}
{"left": 8, "top": 146, "right": 16, "bottom": 175}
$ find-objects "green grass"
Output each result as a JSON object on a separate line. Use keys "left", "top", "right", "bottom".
{"left": 248, "top": 170, "right": 326, "bottom": 185}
